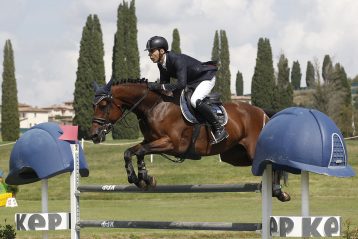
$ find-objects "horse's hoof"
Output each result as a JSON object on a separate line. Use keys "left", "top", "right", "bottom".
{"left": 128, "top": 175, "right": 138, "bottom": 184}
{"left": 276, "top": 192, "right": 291, "bottom": 202}
{"left": 273, "top": 188, "right": 291, "bottom": 202}
{"left": 148, "top": 176, "right": 157, "bottom": 188}
{"left": 137, "top": 180, "right": 149, "bottom": 190}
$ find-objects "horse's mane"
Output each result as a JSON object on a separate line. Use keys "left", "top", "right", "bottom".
{"left": 112, "top": 78, "right": 148, "bottom": 86}
{"left": 97, "top": 78, "right": 148, "bottom": 95}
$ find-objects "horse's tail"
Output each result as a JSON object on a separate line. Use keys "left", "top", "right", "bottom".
{"left": 262, "top": 108, "right": 277, "bottom": 118}
{"left": 262, "top": 108, "right": 277, "bottom": 128}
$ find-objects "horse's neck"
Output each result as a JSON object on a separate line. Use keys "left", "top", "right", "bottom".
{"left": 117, "top": 85, "right": 161, "bottom": 114}
{"left": 114, "top": 84, "right": 181, "bottom": 117}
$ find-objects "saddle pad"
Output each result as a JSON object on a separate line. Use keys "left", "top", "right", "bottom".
{"left": 179, "top": 90, "right": 228, "bottom": 126}
{"left": 180, "top": 90, "right": 199, "bottom": 124}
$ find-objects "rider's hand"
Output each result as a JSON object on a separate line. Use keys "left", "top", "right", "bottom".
{"left": 148, "top": 82, "right": 163, "bottom": 91}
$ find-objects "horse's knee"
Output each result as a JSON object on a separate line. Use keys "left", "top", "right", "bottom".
{"left": 124, "top": 149, "right": 133, "bottom": 161}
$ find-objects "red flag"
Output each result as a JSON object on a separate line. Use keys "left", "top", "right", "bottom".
{"left": 59, "top": 125, "right": 78, "bottom": 141}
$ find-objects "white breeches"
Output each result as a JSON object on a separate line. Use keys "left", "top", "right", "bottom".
{"left": 190, "top": 77, "right": 216, "bottom": 108}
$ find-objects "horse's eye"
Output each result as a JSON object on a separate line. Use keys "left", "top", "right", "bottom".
{"left": 98, "top": 101, "right": 108, "bottom": 110}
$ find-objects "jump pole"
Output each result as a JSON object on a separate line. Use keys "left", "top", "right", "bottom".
{"left": 70, "top": 143, "right": 272, "bottom": 239}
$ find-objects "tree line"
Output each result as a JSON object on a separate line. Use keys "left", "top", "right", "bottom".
{"left": 1, "top": 0, "right": 357, "bottom": 140}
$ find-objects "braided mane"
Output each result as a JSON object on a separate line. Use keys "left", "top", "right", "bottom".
{"left": 112, "top": 78, "right": 148, "bottom": 85}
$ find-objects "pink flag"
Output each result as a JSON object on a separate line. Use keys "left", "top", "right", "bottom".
{"left": 59, "top": 125, "right": 78, "bottom": 141}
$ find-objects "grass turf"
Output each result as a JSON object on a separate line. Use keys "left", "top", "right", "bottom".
{"left": 0, "top": 139, "right": 357, "bottom": 238}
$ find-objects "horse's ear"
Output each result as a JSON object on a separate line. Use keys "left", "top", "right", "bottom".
{"left": 93, "top": 81, "right": 100, "bottom": 92}
{"left": 104, "top": 78, "right": 113, "bottom": 93}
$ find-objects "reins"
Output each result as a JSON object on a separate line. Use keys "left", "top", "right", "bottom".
{"left": 116, "top": 89, "right": 149, "bottom": 124}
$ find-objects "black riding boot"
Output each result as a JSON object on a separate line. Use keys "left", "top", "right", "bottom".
{"left": 196, "top": 100, "right": 229, "bottom": 144}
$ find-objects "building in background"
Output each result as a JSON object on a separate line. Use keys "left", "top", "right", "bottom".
{"left": 0, "top": 101, "right": 74, "bottom": 133}
{"left": 42, "top": 101, "right": 74, "bottom": 125}
{"left": 231, "top": 94, "right": 251, "bottom": 104}
{"left": 19, "top": 103, "right": 49, "bottom": 130}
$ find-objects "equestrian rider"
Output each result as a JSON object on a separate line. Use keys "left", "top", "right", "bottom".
{"left": 145, "top": 36, "right": 228, "bottom": 144}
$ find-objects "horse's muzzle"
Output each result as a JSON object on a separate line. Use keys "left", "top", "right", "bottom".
{"left": 91, "top": 120, "right": 113, "bottom": 144}
{"left": 91, "top": 129, "right": 106, "bottom": 144}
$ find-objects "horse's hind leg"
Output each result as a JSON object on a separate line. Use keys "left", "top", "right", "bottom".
{"left": 272, "top": 170, "right": 291, "bottom": 202}
{"left": 219, "top": 144, "right": 252, "bottom": 166}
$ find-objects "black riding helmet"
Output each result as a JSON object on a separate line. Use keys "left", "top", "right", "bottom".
{"left": 145, "top": 36, "right": 168, "bottom": 52}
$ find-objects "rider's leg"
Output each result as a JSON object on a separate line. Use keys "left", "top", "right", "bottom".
{"left": 190, "top": 77, "right": 228, "bottom": 144}
{"left": 190, "top": 77, "right": 216, "bottom": 108}
{"left": 195, "top": 99, "right": 229, "bottom": 144}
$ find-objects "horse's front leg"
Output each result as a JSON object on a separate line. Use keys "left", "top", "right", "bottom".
{"left": 124, "top": 146, "right": 140, "bottom": 186}
{"left": 137, "top": 156, "right": 156, "bottom": 189}
{"left": 124, "top": 137, "right": 174, "bottom": 189}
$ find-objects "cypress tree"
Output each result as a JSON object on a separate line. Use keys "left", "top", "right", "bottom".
{"left": 73, "top": 15, "right": 106, "bottom": 139}
{"left": 92, "top": 15, "right": 106, "bottom": 84}
{"left": 210, "top": 30, "right": 231, "bottom": 102}
{"left": 313, "top": 60, "right": 352, "bottom": 136}
{"left": 335, "top": 63, "right": 352, "bottom": 135}
{"left": 335, "top": 64, "right": 351, "bottom": 106}
{"left": 112, "top": 3, "right": 128, "bottom": 80}
{"left": 235, "top": 70, "right": 243, "bottom": 96}
{"left": 291, "top": 60, "right": 302, "bottom": 90}
{"left": 322, "top": 54, "right": 333, "bottom": 82}
{"left": 128, "top": 0, "right": 140, "bottom": 79}
{"left": 171, "top": 28, "right": 181, "bottom": 54}
{"left": 1, "top": 40, "right": 20, "bottom": 141}
{"left": 251, "top": 38, "right": 275, "bottom": 109}
{"left": 218, "top": 30, "right": 231, "bottom": 102}
{"left": 305, "top": 61, "right": 315, "bottom": 88}
{"left": 211, "top": 31, "right": 219, "bottom": 62}
{"left": 273, "top": 54, "right": 293, "bottom": 110}
{"left": 211, "top": 31, "right": 221, "bottom": 94}
{"left": 111, "top": 0, "right": 140, "bottom": 139}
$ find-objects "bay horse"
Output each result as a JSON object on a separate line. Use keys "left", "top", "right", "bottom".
{"left": 90, "top": 78, "right": 290, "bottom": 202}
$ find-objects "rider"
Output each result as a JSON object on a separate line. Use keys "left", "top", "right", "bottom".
{"left": 145, "top": 36, "right": 228, "bottom": 144}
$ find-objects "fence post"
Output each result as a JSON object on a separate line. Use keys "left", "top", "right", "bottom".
{"left": 301, "top": 171, "right": 309, "bottom": 217}
{"left": 70, "top": 144, "right": 80, "bottom": 239}
{"left": 41, "top": 179, "right": 48, "bottom": 239}
{"left": 261, "top": 164, "right": 272, "bottom": 239}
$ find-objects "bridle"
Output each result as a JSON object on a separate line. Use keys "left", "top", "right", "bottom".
{"left": 92, "top": 89, "right": 149, "bottom": 135}
{"left": 92, "top": 93, "right": 120, "bottom": 135}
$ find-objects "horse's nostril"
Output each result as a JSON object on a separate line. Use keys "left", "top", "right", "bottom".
{"left": 91, "top": 134, "right": 98, "bottom": 141}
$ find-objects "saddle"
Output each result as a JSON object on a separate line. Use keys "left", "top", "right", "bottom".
{"left": 179, "top": 90, "right": 228, "bottom": 126}
{"left": 177, "top": 89, "right": 228, "bottom": 160}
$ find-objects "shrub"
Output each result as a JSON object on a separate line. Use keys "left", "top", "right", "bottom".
{"left": 0, "top": 220, "right": 16, "bottom": 239}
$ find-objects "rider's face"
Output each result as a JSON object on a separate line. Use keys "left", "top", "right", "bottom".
{"left": 148, "top": 48, "right": 164, "bottom": 63}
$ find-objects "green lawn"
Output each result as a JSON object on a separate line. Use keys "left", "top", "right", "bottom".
{"left": 0, "top": 139, "right": 357, "bottom": 238}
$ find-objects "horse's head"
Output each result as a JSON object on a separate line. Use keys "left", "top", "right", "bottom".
{"left": 90, "top": 80, "right": 123, "bottom": 144}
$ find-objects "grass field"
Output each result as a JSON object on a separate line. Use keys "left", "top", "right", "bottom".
{"left": 0, "top": 139, "right": 357, "bottom": 239}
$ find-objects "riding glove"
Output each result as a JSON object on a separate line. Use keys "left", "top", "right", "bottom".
{"left": 148, "top": 82, "right": 163, "bottom": 91}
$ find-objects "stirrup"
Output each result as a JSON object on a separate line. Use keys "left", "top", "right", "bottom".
{"left": 210, "top": 130, "right": 229, "bottom": 144}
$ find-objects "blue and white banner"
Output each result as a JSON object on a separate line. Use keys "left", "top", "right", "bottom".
{"left": 270, "top": 216, "right": 341, "bottom": 237}
{"left": 16, "top": 212, "right": 70, "bottom": 231}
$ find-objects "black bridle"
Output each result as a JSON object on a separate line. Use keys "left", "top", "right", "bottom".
{"left": 92, "top": 90, "right": 149, "bottom": 135}
{"left": 92, "top": 93, "right": 119, "bottom": 135}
